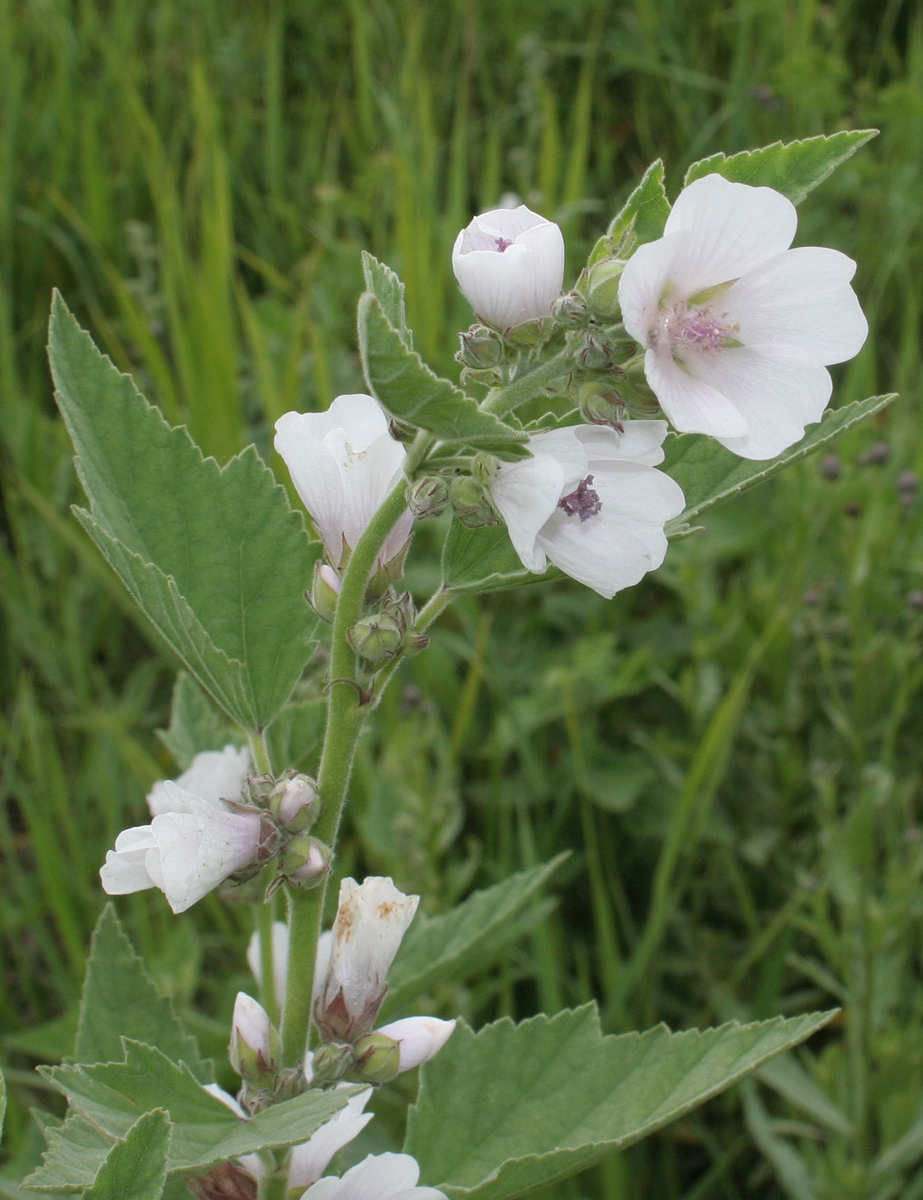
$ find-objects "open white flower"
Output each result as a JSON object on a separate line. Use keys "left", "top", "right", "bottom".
{"left": 100, "top": 747, "right": 263, "bottom": 914}
{"left": 488, "top": 422, "right": 685, "bottom": 598}
{"left": 452, "top": 205, "right": 565, "bottom": 330}
{"left": 618, "top": 173, "right": 868, "bottom": 460}
{"left": 275, "top": 394, "right": 414, "bottom": 571}
{"left": 299, "top": 1152, "right": 447, "bottom": 1200}
{"left": 315, "top": 877, "right": 419, "bottom": 1041}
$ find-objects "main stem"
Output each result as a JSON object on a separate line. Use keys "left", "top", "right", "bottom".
{"left": 278, "top": 474, "right": 417, "bottom": 1068}
{"left": 481, "top": 351, "right": 571, "bottom": 417}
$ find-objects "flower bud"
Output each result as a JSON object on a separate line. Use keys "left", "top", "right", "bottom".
{"left": 584, "top": 259, "right": 626, "bottom": 319}
{"left": 452, "top": 205, "right": 565, "bottom": 330}
{"left": 456, "top": 325, "right": 504, "bottom": 369}
{"left": 280, "top": 835, "right": 332, "bottom": 887}
{"left": 308, "top": 561, "right": 340, "bottom": 624}
{"left": 449, "top": 476, "right": 499, "bottom": 529}
{"left": 351, "top": 1031, "right": 402, "bottom": 1085}
{"left": 551, "top": 290, "right": 589, "bottom": 325}
{"left": 366, "top": 542, "right": 410, "bottom": 603}
{"left": 312, "top": 1040, "right": 354, "bottom": 1084}
{"left": 348, "top": 610, "right": 405, "bottom": 669}
{"left": 578, "top": 386, "right": 626, "bottom": 431}
{"left": 272, "top": 772, "right": 321, "bottom": 831}
{"left": 230, "top": 992, "right": 280, "bottom": 1085}
{"left": 408, "top": 476, "right": 450, "bottom": 520}
{"left": 373, "top": 1017, "right": 457, "bottom": 1073}
{"left": 572, "top": 329, "right": 614, "bottom": 371}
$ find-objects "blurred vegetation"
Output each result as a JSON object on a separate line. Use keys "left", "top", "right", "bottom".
{"left": 1, "top": 0, "right": 922, "bottom": 1197}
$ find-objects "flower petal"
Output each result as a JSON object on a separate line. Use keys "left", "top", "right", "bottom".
{"left": 489, "top": 454, "right": 567, "bottom": 572}
{"left": 274, "top": 414, "right": 345, "bottom": 563}
{"left": 643, "top": 349, "right": 750, "bottom": 439}
{"left": 573, "top": 421, "right": 669, "bottom": 467}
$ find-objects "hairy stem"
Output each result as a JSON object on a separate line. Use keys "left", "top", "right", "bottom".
{"left": 481, "top": 351, "right": 571, "bottom": 417}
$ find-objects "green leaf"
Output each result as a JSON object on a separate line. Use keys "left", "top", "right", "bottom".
{"left": 156, "top": 673, "right": 235, "bottom": 771}
{"left": 385, "top": 856, "right": 568, "bottom": 1015}
{"left": 49, "top": 294, "right": 316, "bottom": 732}
{"left": 406, "top": 1006, "right": 837, "bottom": 1200}
{"left": 665, "top": 394, "right": 897, "bottom": 530}
{"left": 1, "top": 1068, "right": 6, "bottom": 1146}
{"left": 82, "top": 1110, "right": 171, "bottom": 1200}
{"left": 357, "top": 294, "right": 529, "bottom": 459}
{"left": 683, "top": 130, "right": 878, "bottom": 205}
{"left": 73, "top": 907, "right": 211, "bottom": 1083}
{"left": 441, "top": 523, "right": 539, "bottom": 594}
{"left": 588, "top": 160, "right": 671, "bottom": 265}
{"left": 27, "top": 1042, "right": 352, "bottom": 1191}
{"left": 361, "top": 252, "right": 412, "bottom": 347}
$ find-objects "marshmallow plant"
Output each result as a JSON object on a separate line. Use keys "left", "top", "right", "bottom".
{"left": 29, "top": 131, "right": 894, "bottom": 1200}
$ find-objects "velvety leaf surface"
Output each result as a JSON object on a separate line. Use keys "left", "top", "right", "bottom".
{"left": 406, "top": 1006, "right": 836, "bottom": 1200}
{"left": 358, "top": 294, "right": 529, "bottom": 459}
{"left": 665, "top": 394, "right": 896, "bottom": 529}
{"left": 49, "top": 294, "right": 316, "bottom": 731}
{"left": 441, "top": 523, "right": 538, "bottom": 594}
{"left": 361, "top": 252, "right": 412, "bottom": 346}
{"left": 589, "top": 159, "right": 672, "bottom": 264}
{"left": 82, "top": 1110, "right": 171, "bottom": 1200}
{"left": 157, "top": 673, "right": 235, "bottom": 771}
{"left": 683, "top": 130, "right": 877, "bottom": 204}
{"left": 73, "top": 907, "right": 210, "bottom": 1082}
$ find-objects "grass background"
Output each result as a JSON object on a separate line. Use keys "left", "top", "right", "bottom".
{"left": 1, "top": 1, "right": 922, "bottom": 1197}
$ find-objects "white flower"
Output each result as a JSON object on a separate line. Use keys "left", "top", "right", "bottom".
{"left": 248, "top": 923, "right": 333, "bottom": 1016}
{"left": 100, "top": 747, "right": 262, "bottom": 913}
{"left": 488, "top": 422, "right": 685, "bottom": 598}
{"left": 299, "top": 1153, "right": 447, "bottom": 1200}
{"left": 618, "top": 173, "right": 868, "bottom": 460}
{"left": 374, "top": 1017, "right": 456, "bottom": 1073}
{"left": 275, "top": 394, "right": 414, "bottom": 570}
{"left": 205, "top": 1082, "right": 374, "bottom": 1193}
{"left": 315, "top": 877, "right": 419, "bottom": 1041}
{"left": 229, "top": 992, "right": 278, "bottom": 1079}
{"left": 452, "top": 205, "right": 565, "bottom": 330}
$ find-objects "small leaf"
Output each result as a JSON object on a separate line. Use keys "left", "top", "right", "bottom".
{"left": 157, "top": 673, "right": 236, "bottom": 772}
{"left": 49, "top": 294, "right": 317, "bottom": 732}
{"left": 665, "top": 394, "right": 897, "bottom": 529}
{"left": 385, "top": 856, "right": 568, "bottom": 1015}
{"left": 361, "top": 252, "right": 412, "bottom": 347}
{"left": 683, "top": 130, "right": 877, "bottom": 205}
{"left": 82, "top": 1110, "right": 171, "bottom": 1200}
{"left": 588, "top": 160, "right": 671, "bottom": 265}
{"left": 357, "top": 294, "right": 529, "bottom": 459}
{"left": 73, "top": 907, "right": 211, "bottom": 1082}
{"left": 441, "top": 524, "right": 539, "bottom": 594}
{"left": 406, "top": 1006, "right": 837, "bottom": 1200}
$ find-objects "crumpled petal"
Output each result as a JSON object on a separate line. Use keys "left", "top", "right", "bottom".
{"left": 299, "top": 1152, "right": 447, "bottom": 1200}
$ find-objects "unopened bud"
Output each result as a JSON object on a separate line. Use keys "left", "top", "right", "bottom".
{"left": 579, "top": 387, "right": 625, "bottom": 430}
{"left": 504, "top": 317, "right": 548, "bottom": 348}
{"left": 312, "top": 1040, "right": 354, "bottom": 1084}
{"left": 229, "top": 992, "right": 280, "bottom": 1085}
{"left": 449, "top": 476, "right": 499, "bottom": 528}
{"left": 585, "top": 259, "right": 626, "bottom": 319}
{"left": 243, "top": 773, "right": 274, "bottom": 806}
{"left": 388, "top": 416, "right": 416, "bottom": 444}
{"left": 408, "top": 476, "right": 450, "bottom": 520}
{"left": 308, "top": 561, "right": 340, "bottom": 624}
{"left": 270, "top": 772, "right": 321, "bottom": 831}
{"left": 456, "top": 325, "right": 504, "bottom": 369}
{"left": 281, "top": 835, "right": 332, "bottom": 887}
{"left": 573, "top": 330, "right": 614, "bottom": 370}
{"left": 351, "top": 1031, "right": 402, "bottom": 1085}
{"left": 348, "top": 610, "right": 405, "bottom": 669}
{"left": 374, "top": 1016, "right": 457, "bottom": 1073}
{"left": 551, "top": 290, "right": 589, "bottom": 325}
{"left": 366, "top": 542, "right": 410, "bottom": 602}
{"left": 401, "top": 632, "right": 430, "bottom": 657}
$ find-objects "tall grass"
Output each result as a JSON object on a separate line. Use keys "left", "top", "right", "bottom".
{"left": 1, "top": 0, "right": 922, "bottom": 1195}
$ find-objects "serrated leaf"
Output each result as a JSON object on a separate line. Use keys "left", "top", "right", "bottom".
{"left": 361, "top": 252, "right": 411, "bottom": 347}
{"left": 49, "top": 294, "right": 317, "bottom": 732}
{"left": 441, "top": 523, "right": 537, "bottom": 594}
{"left": 357, "top": 294, "right": 529, "bottom": 459}
{"left": 73, "top": 907, "right": 210, "bottom": 1083}
{"left": 406, "top": 1006, "right": 836, "bottom": 1200}
{"left": 385, "top": 856, "right": 568, "bottom": 1015}
{"left": 28, "top": 1042, "right": 352, "bottom": 1190}
{"left": 589, "top": 160, "right": 671, "bottom": 265}
{"left": 157, "top": 673, "right": 235, "bottom": 772}
{"left": 683, "top": 130, "right": 877, "bottom": 205}
{"left": 82, "top": 1110, "right": 171, "bottom": 1200}
{"left": 665, "top": 394, "right": 896, "bottom": 529}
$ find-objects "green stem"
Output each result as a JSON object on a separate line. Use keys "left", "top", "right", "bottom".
{"left": 249, "top": 729, "right": 274, "bottom": 775}
{"left": 257, "top": 1159, "right": 290, "bottom": 1200}
{"left": 279, "top": 475, "right": 415, "bottom": 1067}
{"left": 481, "top": 351, "right": 571, "bottom": 418}
{"left": 366, "top": 586, "right": 455, "bottom": 709}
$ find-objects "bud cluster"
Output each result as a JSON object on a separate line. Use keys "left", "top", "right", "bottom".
{"left": 347, "top": 592, "right": 429, "bottom": 671}
{"left": 242, "top": 770, "right": 332, "bottom": 896}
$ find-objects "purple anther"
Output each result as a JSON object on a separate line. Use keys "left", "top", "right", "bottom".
{"left": 558, "top": 474, "right": 603, "bottom": 521}
{"left": 494, "top": 236, "right": 514, "bottom": 252}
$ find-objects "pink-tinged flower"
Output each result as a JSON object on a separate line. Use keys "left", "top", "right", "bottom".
{"left": 373, "top": 1016, "right": 456, "bottom": 1073}
{"left": 618, "top": 173, "right": 868, "bottom": 460}
{"left": 452, "top": 205, "right": 565, "bottom": 330}
{"left": 488, "top": 422, "right": 685, "bottom": 598}
{"left": 275, "top": 394, "right": 414, "bottom": 571}
{"left": 100, "top": 747, "right": 264, "bottom": 914}
{"left": 299, "top": 1153, "right": 447, "bottom": 1200}
{"left": 315, "top": 877, "right": 419, "bottom": 1042}
{"left": 229, "top": 992, "right": 279, "bottom": 1081}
